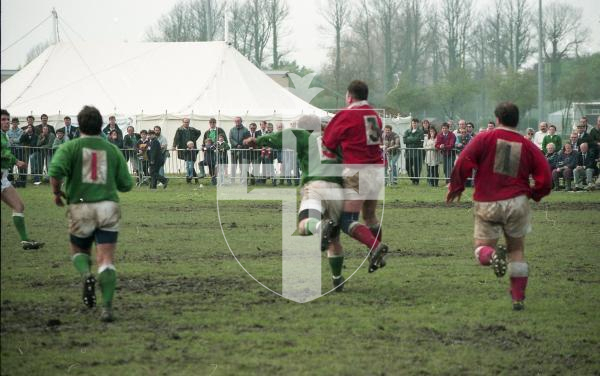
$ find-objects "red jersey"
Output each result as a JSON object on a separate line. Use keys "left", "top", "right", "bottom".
{"left": 449, "top": 126, "right": 552, "bottom": 202}
{"left": 322, "top": 101, "right": 384, "bottom": 165}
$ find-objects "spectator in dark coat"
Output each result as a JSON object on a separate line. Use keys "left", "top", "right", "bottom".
{"left": 102, "top": 115, "right": 123, "bottom": 142}
{"left": 147, "top": 130, "right": 168, "bottom": 189}
{"left": 553, "top": 143, "right": 578, "bottom": 191}
{"left": 574, "top": 142, "right": 597, "bottom": 190}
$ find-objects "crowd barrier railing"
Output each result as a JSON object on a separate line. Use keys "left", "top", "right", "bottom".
{"left": 7, "top": 145, "right": 463, "bottom": 186}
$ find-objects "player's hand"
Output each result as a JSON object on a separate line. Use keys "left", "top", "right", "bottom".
{"left": 446, "top": 189, "right": 462, "bottom": 203}
{"left": 16, "top": 160, "right": 27, "bottom": 169}
{"left": 53, "top": 191, "right": 66, "bottom": 207}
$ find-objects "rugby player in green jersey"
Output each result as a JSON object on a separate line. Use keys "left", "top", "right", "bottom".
{"left": 49, "top": 105, "right": 133, "bottom": 322}
{"left": 1, "top": 109, "right": 44, "bottom": 250}
{"left": 253, "top": 115, "right": 347, "bottom": 292}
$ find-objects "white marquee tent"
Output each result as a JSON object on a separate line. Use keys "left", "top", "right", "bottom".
{"left": 1, "top": 41, "right": 327, "bottom": 141}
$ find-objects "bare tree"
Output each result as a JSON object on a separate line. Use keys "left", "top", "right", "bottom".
{"left": 401, "top": 0, "right": 430, "bottom": 84}
{"left": 145, "top": 0, "right": 225, "bottom": 42}
{"left": 321, "top": 0, "right": 352, "bottom": 106}
{"left": 372, "top": 0, "right": 400, "bottom": 93}
{"left": 349, "top": 0, "right": 375, "bottom": 84}
{"left": 247, "top": 0, "right": 272, "bottom": 67}
{"left": 542, "top": 2, "right": 588, "bottom": 101}
{"left": 486, "top": 0, "right": 534, "bottom": 71}
{"left": 228, "top": 0, "right": 255, "bottom": 60}
{"left": 267, "top": 0, "right": 289, "bottom": 69}
{"left": 439, "top": 0, "right": 473, "bottom": 73}
{"left": 25, "top": 40, "right": 51, "bottom": 65}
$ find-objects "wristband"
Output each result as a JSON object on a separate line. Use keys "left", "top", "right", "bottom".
{"left": 53, "top": 191, "right": 62, "bottom": 196}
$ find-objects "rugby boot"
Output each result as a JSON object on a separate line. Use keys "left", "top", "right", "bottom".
{"left": 21, "top": 240, "right": 44, "bottom": 250}
{"left": 368, "top": 243, "right": 389, "bottom": 273}
{"left": 83, "top": 275, "right": 97, "bottom": 308}
{"left": 491, "top": 245, "right": 508, "bottom": 277}
{"left": 332, "top": 276, "right": 345, "bottom": 292}
{"left": 512, "top": 300, "right": 525, "bottom": 311}
{"left": 100, "top": 306, "right": 114, "bottom": 322}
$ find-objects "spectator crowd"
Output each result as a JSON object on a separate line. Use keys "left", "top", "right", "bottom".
{"left": 4, "top": 112, "right": 600, "bottom": 191}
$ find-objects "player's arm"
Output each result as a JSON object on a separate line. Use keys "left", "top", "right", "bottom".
{"left": 529, "top": 146, "right": 552, "bottom": 202}
{"left": 1, "top": 139, "right": 18, "bottom": 167}
{"left": 321, "top": 113, "right": 343, "bottom": 152}
{"left": 48, "top": 146, "right": 68, "bottom": 206}
{"left": 256, "top": 132, "right": 283, "bottom": 150}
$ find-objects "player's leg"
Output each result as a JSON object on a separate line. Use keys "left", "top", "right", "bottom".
{"left": 502, "top": 196, "right": 532, "bottom": 310}
{"left": 95, "top": 235, "right": 117, "bottom": 322}
{"left": 505, "top": 235, "right": 527, "bottom": 311}
{"left": 473, "top": 201, "right": 505, "bottom": 275}
{"left": 68, "top": 204, "right": 98, "bottom": 308}
{"left": 297, "top": 182, "right": 341, "bottom": 251}
{"left": 328, "top": 241, "right": 345, "bottom": 292}
{"left": 70, "top": 236, "right": 96, "bottom": 308}
{"left": 341, "top": 200, "right": 387, "bottom": 273}
{"left": 1, "top": 182, "right": 43, "bottom": 249}
{"left": 363, "top": 199, "right": 382, "bottom": 242}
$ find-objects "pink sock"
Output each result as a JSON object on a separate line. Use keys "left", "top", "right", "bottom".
{"left": 510, "top": 277, "right": 528, "bottom": 301}
{"left": 475, "top": 246, "right": 494, "bottom": 266}
{"left": 352, "top": 224, "right": 380, "bottom": 250}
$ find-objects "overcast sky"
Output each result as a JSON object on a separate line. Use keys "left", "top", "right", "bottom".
{"left": 1, "top": 0, "right": 599, "bottom": 71}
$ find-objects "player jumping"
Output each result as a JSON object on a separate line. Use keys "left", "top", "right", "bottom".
{"left": 447, "top": 102, "right": 552, "bottom": 310}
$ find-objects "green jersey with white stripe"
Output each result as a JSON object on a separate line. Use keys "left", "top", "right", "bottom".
{"left": 49, "top": 135, "right": 133, "bottom": 204}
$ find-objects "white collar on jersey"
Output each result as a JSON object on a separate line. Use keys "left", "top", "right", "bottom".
{"left": 347, "top": 100, "right": 370, "bottom": 109}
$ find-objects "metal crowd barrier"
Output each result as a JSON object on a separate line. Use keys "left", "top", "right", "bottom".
{"left": 7, "top": 145, "right": 461, "bottom": 186}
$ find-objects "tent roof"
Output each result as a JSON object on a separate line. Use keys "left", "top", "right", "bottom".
{"left": 1, "top": 41, "right": 325, "bottom": 118}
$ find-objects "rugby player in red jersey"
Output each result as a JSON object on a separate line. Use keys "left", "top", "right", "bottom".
{"left": 447, "top": 102, "right": 552, "bottom": 310}
{"left": 322, "top": 80, "right": 388, "bottom": 273}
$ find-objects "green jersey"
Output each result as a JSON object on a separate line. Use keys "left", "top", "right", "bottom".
{"left": 256, "top": 129, "right": 343, "bottom": 186}
{"left": 48, "top": 135, "right": 133, "bottom": 204}
{"left": 1, "top": 132, "right": 17, "bottom": 170}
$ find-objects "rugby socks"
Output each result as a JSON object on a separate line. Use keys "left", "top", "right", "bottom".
{"left": 98, "top": 265, "right": 117, "bottom": 308}
{"left": 508, "top": 262, "right": 529, "bottom": 302}
{"left": 474, "top": 246, "right": 494, "bottom": 266}
{"left": 351, "top": 225, "right": 380, "bottom": 250}
{"left": 12, "top": 213, "right": 29, "bottom": 241}
{"left": 328, "top": 255, "right": 344, "bottom": 278}
{"left": 305, "top": 218, "right": 321, "bottom": 235}
{"left": 72, "top": 253, "right": 92, "bottom": 278}
{"left": 368, "top": 223, "right": 382, "bottom": 242}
